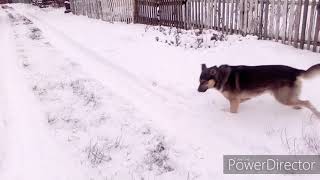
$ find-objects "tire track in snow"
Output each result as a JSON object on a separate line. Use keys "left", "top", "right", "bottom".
{"left": 0, "top": 9, "right": 9, "bottom": 175}
{"left": 18, "top": 10, "right": 204, "bottom": 115}
{"left": 24, "top": 11, "right": 201, "bottom": 108}
{"left": 0, "top": 9, "right": 88, "bottom": 180}
{"left": 11, "top": 7, "right": 244, "bottom": 154}
{"left": 11, "top": 7, "right": 299, "bottom": 180}
{"left": 8, "top": 6, "right": 320, "bottom": 180}
{"left": 7, "top": 6, "right": 316, "bottom": 180}
{"left": 26, "top": 12, "right": 174, "bottom": 101}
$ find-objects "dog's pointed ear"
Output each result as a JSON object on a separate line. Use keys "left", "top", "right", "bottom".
{"left": 201, "top": 64, "right": 207, "bottom": 71}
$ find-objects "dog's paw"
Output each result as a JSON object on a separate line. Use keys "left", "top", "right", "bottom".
{"left": 293, "top": 106, "right": 302, "bottom": 110}
{"left": 315, "top": 112, "right": 320, "bottom": 119}
{"left": 221, "top": 107, "right": 229, "bottom": 112}
{"left": 230, "top": 110, "right": 238, "bottom": 114}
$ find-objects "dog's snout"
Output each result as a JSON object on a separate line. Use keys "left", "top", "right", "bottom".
{"left": 198, "top": 85, "right": 208, "bottom": 92}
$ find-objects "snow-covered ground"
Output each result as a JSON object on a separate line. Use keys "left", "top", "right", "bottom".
{"left": 1, "top": 3, "right": 320, "bottom": 180}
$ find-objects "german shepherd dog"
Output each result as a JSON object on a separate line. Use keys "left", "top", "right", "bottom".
{"left": 198, "top": 64, "right": 320, "bottom": 118}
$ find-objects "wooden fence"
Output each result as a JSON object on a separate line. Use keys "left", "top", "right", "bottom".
{"left": 134, "top": 0, "right": 186, "bottom": 28}
{"left": 69, "top": 0, "right": 320, "bottom": 52}
{"left": 0, "top": 0, "right": 8, "bottom": 4}
{"left": 186, "top": 0, "right": 320, "bottom": 52}
{"left": 70, "top": 0, "right": 134, "bottom": 23}
{"left": 10, "top": 0, "right": 32, "bottom": 3}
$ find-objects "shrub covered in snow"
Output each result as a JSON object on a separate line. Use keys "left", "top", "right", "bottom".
{"left": 144, "top": 136, "right": 174, "bottom": 174}
{"left": 145, "top": 26, "right": 228, "bottom": 49}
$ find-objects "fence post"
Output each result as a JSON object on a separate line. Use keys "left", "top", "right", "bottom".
{"left": 133, "top": 0, "right": 138, "bottom": 23}
{"left": 313, "top": 1, "right": 320, "bottom": 52}
{"left": 263, "top": 0, "right": 269, "bottom": 39}
{"left": 281, "top": 0, "right": 288, "bottom": 43}
{"left": 184, "top": 0, "right": 188, "bottom": 29}
{"left": 293, "top": 0, "right": 302, "bottom": 48}
{"left": 300, "top": 0, "right": 309, "bottom": 49}
{"left": 258, "top": 0, "right": 264, "bottom": 39}
{"left": 70, "top": 0, "right": 74, "bottom": 14}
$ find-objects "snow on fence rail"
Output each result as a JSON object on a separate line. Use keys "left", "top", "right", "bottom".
{"left": 70, "top": 0, "right": 134, "bottom": 23}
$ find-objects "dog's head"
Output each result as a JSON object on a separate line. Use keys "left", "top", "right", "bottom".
{"left": 198, "top": 64, "right": 231, "bottom": 92}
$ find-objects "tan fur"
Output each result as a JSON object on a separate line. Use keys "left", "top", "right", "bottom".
{"left": 222, "top": 89, "right": 266, "bottom": 100}
{"left": 229, "top": 99, "right": 240, "bottom": 113}
{"left": 300, "top": 64, "right": 320, "bottom": 79}
{"left": 301, "top": 71, "right": 320, "bottom": 79}
{"left": 207, "top": 80, "right": 216, "bottom": 88}
{"left": 270, "top": 80, "right": 320, "bottom": 117}
{"left": 199, "top": 64, "right": 320, "bottom": 118}
{"left": 220, "top": 79, "right": 320, "bottom": 118}
{"left": 222, "top": 90, "right": 267, "bottom": 113}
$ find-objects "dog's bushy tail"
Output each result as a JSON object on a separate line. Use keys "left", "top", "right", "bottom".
{"left": 301, "top": 64, "right": 320, "bottom": 79}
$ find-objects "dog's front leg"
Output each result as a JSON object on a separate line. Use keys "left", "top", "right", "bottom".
{"left": 229, "top": 99, "right": 240, "bottom": 113}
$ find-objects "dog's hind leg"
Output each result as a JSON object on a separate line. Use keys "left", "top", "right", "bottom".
{"left": 292, "top": 100, "right": 320, "bottom": 118}
{"left": 273, "top": 86, "right": 320, "bottom": 118}
{"left": 273, "top": 86, "right": 297, "bottom": 105}
{"left": 293, "top": 106, "right": 302, "bottom": 110}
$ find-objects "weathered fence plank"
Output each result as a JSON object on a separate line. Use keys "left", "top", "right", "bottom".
{"left": 239, "top": 0, "right": 244, "bottom": 33}
{"left": 313, "top": 0, "right": 320, "bottom": 52}
{"left": 281, "top": 0, "right": 288, "bottom": 43}
{"left": 287, "top": 0, "right": 296, "bottom": 44}
{"left": 307, "top": 0, "right": 316, "bottom": 49}
{"left": 222, "top": 0, "right": 226, "bottom": 31}
{"left": 243, "top": 0, "right": 248, "bottom": 34}
{"left": 235, "top": 0, "right": 239, "bottom": 33}
{"left": 300, "top": 0, "right": 310, "bottom": 48}
{"left": 253, "top": 0, "right": 258, "bottom": 34}
{"left": 270, "top": 0, "right": 275, "bottom": 39}
{"left": 230, "top": 0, "right": 235, "bottom": 32}
{"left": 258, "top": 0, "right": 264, "bottom": 38}
{"left": 209, "top": 0, "right": 214, "bottom": 28}
{"left": 263, "top": 0, "right": 270, "bottom": 39}
{"left": 293, "top": 0, "right": 302, "bottom": 48}
{"left": 226, "top": 0, "right": 230, "bottom": 33}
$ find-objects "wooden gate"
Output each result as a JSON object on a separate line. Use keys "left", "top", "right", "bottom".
{"left": 0, "top": 0, "right": 8, "bottom": 4}
{"left": 134, "top": 0, "right": 158, "bottom": 25}
{"left": 135, "top": 0, "right": 186, "bottom": 28}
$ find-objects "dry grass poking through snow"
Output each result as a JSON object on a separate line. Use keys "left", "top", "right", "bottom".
{"left": 144, "top": 26, "right": 255, "bottom": 49}
{"left": 7, "top": 9, "right": 182, "bottom": 179}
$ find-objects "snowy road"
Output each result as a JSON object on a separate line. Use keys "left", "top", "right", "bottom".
{"left": 1, "top": 3, "right": 320, "bottom": 180}
{"left": 0, "top": 8, "right": 88, "bottom": 180}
